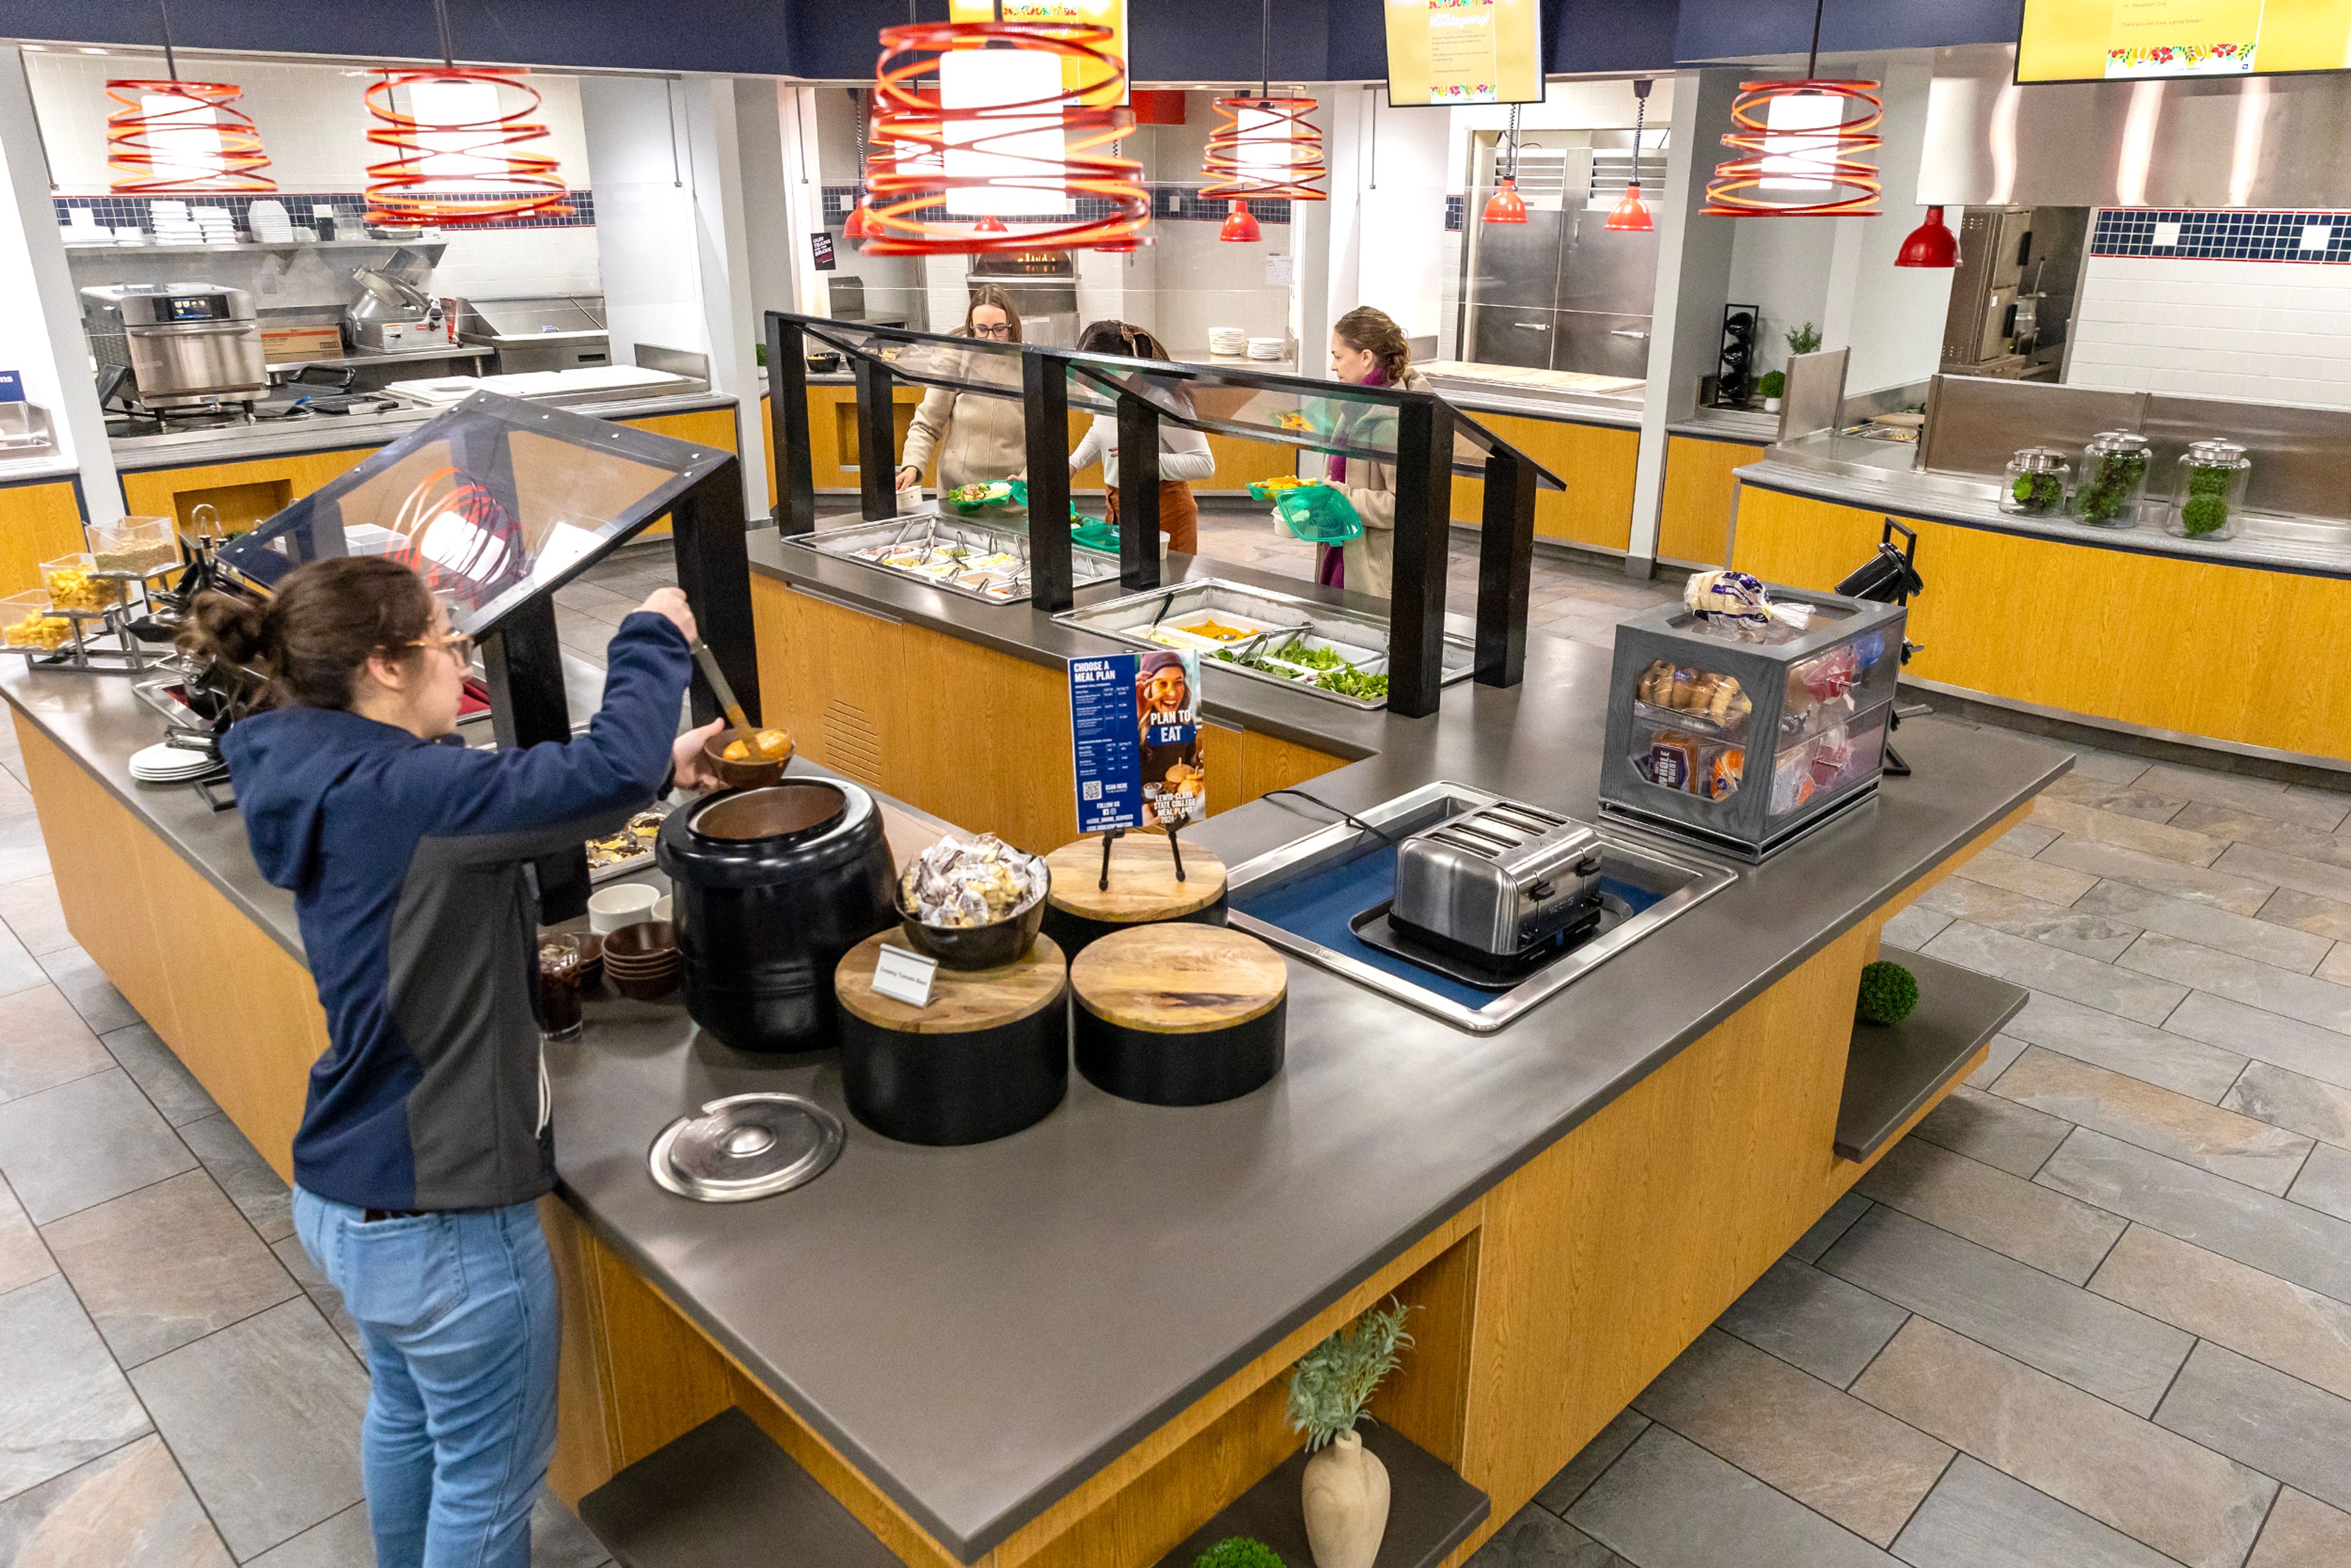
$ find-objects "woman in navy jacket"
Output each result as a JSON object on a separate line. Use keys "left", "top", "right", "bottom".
{"left": 192, "top": 555, "right": 719, "bottom": 1568}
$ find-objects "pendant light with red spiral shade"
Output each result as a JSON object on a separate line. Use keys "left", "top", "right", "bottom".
{"left": 1482, "top": 103, "right": 1528, "bottom": 224}
{"left": 363, "top": 0, "right": 572, "bottom": 227}
{"left": 1603, "top": 78, "right": 1655, "bottom": 232}
{"left": 863, "top": 18, "right": 1146, "bottom": 254}
{"left": 843, "top": 88, "right": 876, "bottom": 242}
{"left": 1700, "top": 0, "right": 1883, "bottom": 218}
{"left": 1202, "top": 0, "right": 1325, "bottom": 242}
{"left": 1895, "top": 204, "right": 1959, "bottom": 267}
{"left": 106, "top": 2, "right": 276, "bottom": 196}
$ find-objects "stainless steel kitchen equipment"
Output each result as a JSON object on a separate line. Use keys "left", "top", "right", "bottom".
{"left": 345, "top": 249, "right": 443, "bottom": 351}
{"left": 648, "top": 1092, "right": 845, "bottom": 1202}
{"left": 1390, "top": 799, "right": 1607, "bottom": 961}
{"left": 1224, "top": 781, "right": 1736, "bottom": 1033}
{"left": 1938, "top": 207, "right": 2087, "bottom": 380}
{"left": 80, "top": 283, "right": 267, "bottom": 411}
{"left": 964, "top": 252, "right": 1076, "bottom": 347}
{"left": 791, "top": 511, "right": 1123, "bottom": 605}
{"left": 1462, "top": 138, "right": 1659, "bottom": 380}
{"left": 452, "top": 294, "right": 611, "bottom": 373}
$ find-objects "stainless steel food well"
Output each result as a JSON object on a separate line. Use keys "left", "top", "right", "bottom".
{"left": 787, "top": 512, "right": 1122, "bottom": 605}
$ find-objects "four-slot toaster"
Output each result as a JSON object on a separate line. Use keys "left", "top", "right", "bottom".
{"left": 1390, "top": 798, "right": 1607, "bottom": 961}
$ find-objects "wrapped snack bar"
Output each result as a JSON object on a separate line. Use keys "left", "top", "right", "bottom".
{"left": 899, "top": 834, "right": 1048, "bottom": 928}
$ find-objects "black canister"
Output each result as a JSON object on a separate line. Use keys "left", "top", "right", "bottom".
{"left": 656, "top": 780, "right": 896, "bottom": 1054}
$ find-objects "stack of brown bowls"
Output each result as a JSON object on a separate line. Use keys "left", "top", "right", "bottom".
{"left": 603, "top": 921, "right": 680, "bottom": 999}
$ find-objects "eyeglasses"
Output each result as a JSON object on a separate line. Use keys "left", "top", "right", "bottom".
{"left": 970, "top": 321, "right": 1014, "bottom": 339}
{"left": 408, "top": 631, "right": 477, "bottom": 664}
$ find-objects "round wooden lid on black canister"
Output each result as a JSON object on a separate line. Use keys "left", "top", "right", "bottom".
{"left": 1041, "top": 834, "right": 1229, "bottom": 956}
{"left": 835, "top": 933, "right": 1069, "bottom": 1146}
{"left": 1070, "top": 925, "right": 1286, "bottom": 1107}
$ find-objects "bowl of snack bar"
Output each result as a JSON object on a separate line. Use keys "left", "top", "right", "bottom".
{"left": 894, "top": 834, "right": 1051, "bottom": 970}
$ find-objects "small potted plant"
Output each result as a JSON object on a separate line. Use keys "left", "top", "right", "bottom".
{"left": 1288, "top": 1300, "right": 1412, "bottom": 1568}
{"left": 1195, "top": 1540, "right": 1286, "bottom": 1568}
{"left": 1785, "top": 321, "right": 1823, "bottom": 358}
{"left": 1757, "top": 370, "right": 1787, "bottom": 412}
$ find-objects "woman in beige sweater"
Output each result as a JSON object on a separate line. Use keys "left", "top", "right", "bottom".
{"left": 1316, "top": 306, "right": 1433, "bottom": 599}
{"left": 894, "top": 286, "right": 1030, "bottom": 500}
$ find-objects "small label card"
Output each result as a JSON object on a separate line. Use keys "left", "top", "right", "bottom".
{"left": 871, "top": 943, "right": 939, "bottom": 1008}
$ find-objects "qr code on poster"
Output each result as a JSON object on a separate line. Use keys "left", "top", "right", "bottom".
{"left": 1081, "top": 779, "right": 1102, "bottom": 801}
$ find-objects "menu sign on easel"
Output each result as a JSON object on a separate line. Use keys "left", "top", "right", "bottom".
{"left": 1384, "top": 0, "right": 1546, "bottom": 106}
{"left": 1067, "top": 650, "right": 1207, "bottom": 835}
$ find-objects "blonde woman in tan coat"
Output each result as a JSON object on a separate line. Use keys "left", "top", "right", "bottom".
{"left": 894, "top": 287, "right": 1031, "bottom": 500}
{"left": 1315, "top": 306, "right": 1433, "bottom": 600}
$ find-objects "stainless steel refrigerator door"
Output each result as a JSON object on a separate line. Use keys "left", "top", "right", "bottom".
{"left": 1468, "top": 209, "right": 1569, "bottom": 370}
{"left": 1550, "top": 211, "right": 1657, "bottom": 377}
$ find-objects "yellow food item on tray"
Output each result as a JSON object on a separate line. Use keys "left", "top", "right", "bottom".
{"left": 1182, "top": 618, "right": 1253, "bottom": 642}
{"left": 722, "top": 728, "right": 792, "bottom": 762}
{"left": 1254, "top": 475, "right": 1313, "bottom": 492}
{"left": 43, "top": 567, "right": 119, "bottom": 612}
{"left": 4, "top": 612, "right": 73, "bottom": 650}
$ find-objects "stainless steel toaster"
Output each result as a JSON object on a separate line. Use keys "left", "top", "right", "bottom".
{"left": 1390, "top": 800, "right": 1607, "bottom": 959}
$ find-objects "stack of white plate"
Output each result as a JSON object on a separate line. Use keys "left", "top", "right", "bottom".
{"left": 191, "top": 207, "right": 238, "bottom": 243}
{"left": 1208, "top": 326, "right": 1247, "bottom": 358}
{"left": 248, "top": 200, "right": 294, "bottom": 243}
{"left": 129, "top": 742, "right": 219, "bottom": 784}
{"left": 1247, "top": 337, "right": 1286, "bottom": 361}
{"left": 148, "top": 200, "right": 200, "bottom": 244}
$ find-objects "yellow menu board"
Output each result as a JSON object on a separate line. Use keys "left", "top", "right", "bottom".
{"left": 1384, "top": 0, "right": 1545, "bottom": 106}
{"left": 950, "top": 0, "right": 1130, "bottom": 105}
{"left": 2019, "top": 0, "right": 2351, "bottom": 81}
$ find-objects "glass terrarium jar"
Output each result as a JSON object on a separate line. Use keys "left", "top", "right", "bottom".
{"left": 2071, "top": 431, "right": 2151, "bottom": 527}
{"left": 2001, "top": 448, "right": 2071, "bottom": 517}
{"left": 2167, "top": 441, "right": 2251, "bottom": 541}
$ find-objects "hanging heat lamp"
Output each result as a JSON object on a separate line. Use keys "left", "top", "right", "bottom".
{"left": 1700, "top": 0, "right": 1882, "bottom": 217}
{"left": 1202, "top": 0, "right": 1326, "bottom": 242}
{"left": 864, "top": 17, "right": 1147, "bottom": 253}
{"left": 1895, "top": 204, "right": 1959, "bottom": 267}
{"left": 106, "top": 2, "right": 276, "bottom": 195}
{"left": 1482, "top": 103, "right": 1528, "bottom": 223}
{"left": 1603, "top": 78, "right": 1655, "bottom": 232}
{"left": 843, "top": 88, "right": 876, "bottom": 241}
{"left": 364, "top": 0, "right": 572, "bottom": 227}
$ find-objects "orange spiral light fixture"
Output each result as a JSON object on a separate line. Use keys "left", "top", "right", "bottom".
{"left": 864, "top": 20, "right": 1147, "bottom": 255}
{"left": 1701, "top": 78, "right": 1882, "bottom": 216}
{"left": 1202, "top": 0, "right": 1325, "bottom": 243}
{"left": 364, "top": 68, "right": 573, "bottom": 226}
{"left": 106, "top": 78, "right": 277, "bottom": 195}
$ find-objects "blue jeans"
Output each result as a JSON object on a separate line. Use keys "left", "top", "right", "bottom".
{"left": 293, "top": 1188, "right": 560, "bottom": 1568}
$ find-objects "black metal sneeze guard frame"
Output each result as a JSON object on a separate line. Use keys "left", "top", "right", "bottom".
{"left": 763, "top": 310, "right": 1567, "bottom": 718}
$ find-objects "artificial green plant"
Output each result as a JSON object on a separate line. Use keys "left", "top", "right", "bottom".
{"left": 1286, "top": 1299, "right": 1413, "bottom": 1451}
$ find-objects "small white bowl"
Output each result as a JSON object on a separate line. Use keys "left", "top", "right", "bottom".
{"left": 653, "top": 895, "right": 673, "bottom": 924}
{"left": 588, "top": 884, "right": 660, "bottom": 934}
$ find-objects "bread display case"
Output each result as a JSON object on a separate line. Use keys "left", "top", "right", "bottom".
{"left": 1599, "top": 588, "right": 1907, "bottom": 861}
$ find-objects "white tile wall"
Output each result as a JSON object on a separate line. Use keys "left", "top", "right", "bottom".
{"left": 2065, "top": 256, "right": 2351, "bottom": 410}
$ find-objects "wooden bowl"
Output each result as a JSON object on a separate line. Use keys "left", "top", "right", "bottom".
{"left": 610, "top": 966, "right": 680, "bottom": 1000}
{"left": 703, "top": 730, "right": 793, "bottom": 790}
{"left": 602, "top": 920, "right": 677, "bottom": 969}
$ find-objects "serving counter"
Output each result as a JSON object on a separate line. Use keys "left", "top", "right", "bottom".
{"left": 1, "top": 525, "right": 2064, "bottom": 1566}
{"left": 1731, "top": 433, "right": 2351, "bottom": 770}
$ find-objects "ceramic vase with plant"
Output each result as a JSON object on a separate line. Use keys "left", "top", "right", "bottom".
{"left": 1287, "top": 1300, "right": 1412, "bottom": 1568}
{"left": 1757, "top": 370, "right": 1786, "bottom": 413}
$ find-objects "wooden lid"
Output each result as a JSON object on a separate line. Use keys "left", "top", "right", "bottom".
{"left": 1044, "top": 835, "right": 1227, "bottom": 924}
{"left": 1070, "top": 925, "right": 1286, "bottom": 1034}
{"left": 836, "top": 932, "right": 1068, "bottom": 1035}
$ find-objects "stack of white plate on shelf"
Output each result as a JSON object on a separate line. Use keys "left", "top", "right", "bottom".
{"left": 1247, "top": 336, "right": 1285, "bottom": 361}
{"left": 148, "top": 200, "right": 202, "bottom": 244}
{"left": 248, "top": 200, "right": 294, "bottom": 243}
{"left": 191, "top": 206, "right": 238, "bottom": 243}
{"left": 1207, "top": 326, "right": 1247, "bottom": 358}
{"left": 129, "top": 741, "right": 219, "bottom": 784}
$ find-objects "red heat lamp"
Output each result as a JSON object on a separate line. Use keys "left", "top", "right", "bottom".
{"left": 972, "top": 213, "right": 1009, "bottom": 234}
{"left": 1603, "top": 77, "right": 1655, "bottom": 233}
{"left": 1895, "top": 204, "right": 1959, "bottom": 268}
{"left": 842, "top": 200, "right": 874, "bottom": 241}
{"left": 1218, "top": 201, "right": 1263, "bottom": 242}
{"left": 1482, "top": 102, "right": 1529, "bottom": 224}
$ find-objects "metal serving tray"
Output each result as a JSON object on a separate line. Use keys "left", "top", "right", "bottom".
{"left": 1224, "top": 781, "right": 1737, "bottom": 1033}
{"left": 1054, "top": 579, "right": 1474, "bottom": 710}
{"left": 790, "top": 512, "right": 1122, "bottom": 606}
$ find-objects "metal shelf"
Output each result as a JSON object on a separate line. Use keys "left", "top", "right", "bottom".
{"left": 62, "top": 238, "right": 449, "bottom": 259}
{"left": 1834, "top": 946, "right": 2027, "bottom": 1163}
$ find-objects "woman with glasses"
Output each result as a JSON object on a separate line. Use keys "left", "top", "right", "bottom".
{"left": 184, "top": 555, "right": 721, "bottom": 1568}
{"left": 1066, "top": 319, "right": 1215, "bottom": 555}
{"left": 895, "top": 285, "right": 1032, "bottom": 503}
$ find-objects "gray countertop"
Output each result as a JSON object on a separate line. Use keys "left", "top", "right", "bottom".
{"left": 1742, "top": 435, "right": 2351, "bottom": 580}
{"left": 0, "top": 550, "right": 2069, "bottom": 1563}
{"left": 108, "top": 389, "right": 740, "bottom": 472}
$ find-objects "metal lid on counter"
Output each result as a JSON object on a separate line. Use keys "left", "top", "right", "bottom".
{"left": 649, "top": 1093, "right": 845, "bottom": 1202}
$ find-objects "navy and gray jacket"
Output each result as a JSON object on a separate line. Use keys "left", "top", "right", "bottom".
{"left": 224, "top": 611, "right": 691, "bottom": 1212}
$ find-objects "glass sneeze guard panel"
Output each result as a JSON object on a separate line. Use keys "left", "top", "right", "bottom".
{"left": 804, "top": 320, "right": 1029, "bottom": 403}
{"left": 217, "top": 390, "right": 730, "bottom": 638}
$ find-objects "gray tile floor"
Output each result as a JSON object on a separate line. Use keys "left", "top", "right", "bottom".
{"left": 11, "top": 530, "right": 2351, "bottom": 1566}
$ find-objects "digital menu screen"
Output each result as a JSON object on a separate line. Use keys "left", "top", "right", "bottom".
{"left": 165, "top": 295, "right": 228, "bottom": 322}
{"left": 2018, "top": 0, "right": 2351, "bottom": 82}
{"left": 1384, "top": 0, "right": 1546, "bottom": 107}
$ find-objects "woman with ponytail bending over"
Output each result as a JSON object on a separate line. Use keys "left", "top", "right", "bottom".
{"left": 187, "top": 556, "right": 720, "bottom": 1568}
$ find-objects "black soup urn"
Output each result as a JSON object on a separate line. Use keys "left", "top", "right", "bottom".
{"left": 656, "top": 780, "right": 896, "bottom": 1053}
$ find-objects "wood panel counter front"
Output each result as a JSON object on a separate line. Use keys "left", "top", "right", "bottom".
{"left": 2, "top": 614, "right": 2064, "bottom": 1568}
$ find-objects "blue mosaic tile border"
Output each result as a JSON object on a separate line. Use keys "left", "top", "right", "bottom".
{"left": 820, "top": 182, "right": 1288, "bottom": 228}
{"left": 1445, "top": 193, "right": 1464, "bottom": 232}
{"left": 53, "top": 188, "right": 596, "bottom": 234}
{"left": 2091, "top": 208, "right": 2351, "bottom": 263}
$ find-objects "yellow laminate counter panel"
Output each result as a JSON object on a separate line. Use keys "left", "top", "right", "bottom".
{"left": 1450, "top": 413, "right": 1638, "bottom": 552}
{"left": 1659, "top": 435, "right": 1764, "bottom": 568}
{"left": 0, "top": 479, "right": 88, "bottom": 597}
{"left": 1733, "top": 482, "right": 2351, "bottom": 763}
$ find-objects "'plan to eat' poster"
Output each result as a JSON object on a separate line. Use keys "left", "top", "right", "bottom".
{"left": 1068, "top": 650, "right": 1207, "bottom": 835}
